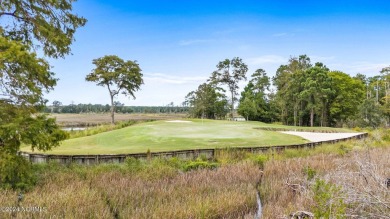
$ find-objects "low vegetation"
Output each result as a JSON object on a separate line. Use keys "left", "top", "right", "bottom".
{"left": 0, "top": 158, "right": 261, "bottom": 219}
{"left": 259, "top": 130, "right": 390, "bottom": 218}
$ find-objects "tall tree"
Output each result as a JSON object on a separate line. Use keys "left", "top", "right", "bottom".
{"left": 185, "top": 83, "right": 228, "bottom": 119}
{"left": 86, "top": 55, "right": 143, "bottom": 124}
{"left": 238, "top": 69, "right": 270, "bottom": 121}
{"left": 300, "top": 63, "right": 333, "bottom": 127}
{"left": 0, "top": 0, "right": 85, "bottom": 189}
{"left": 328, "top": 71, "right": 365, "bottom": 126}
{"left": 273, "top": 55, "right": 311, "bottom": 126}
{"left": 209, "top": 57, "right": 248, "bottom": 118}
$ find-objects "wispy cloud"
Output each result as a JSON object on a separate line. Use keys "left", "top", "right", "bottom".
{"left": 178, "top": 39, "right": 214, "bottom": 46}
{"left": 311, "top": 55, "right": 336, "bottom": 62}
{"left": 247, "top": 55, "right": 287, "bottom": 65}
{"left": 329, "top": 62, "right": 388, "bottom": 75}
{"left": 272, "top": 33, "right": 287, "bottom": 37}
{"left": 144, "top": 73, "right": 207, "bottom": 84}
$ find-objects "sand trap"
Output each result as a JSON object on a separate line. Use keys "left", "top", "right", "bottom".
{"left": 165, "top": 120, "right": 193, "bottom": 123}
{"left": 280, "top": 131, "right": 365, "bottom": 142}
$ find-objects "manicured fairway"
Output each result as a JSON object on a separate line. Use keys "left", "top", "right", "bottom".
{"left": 22, "top": 119, "right": 314, "bottom": 155}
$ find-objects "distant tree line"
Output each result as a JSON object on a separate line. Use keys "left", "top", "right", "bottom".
{"left": 43, "top": 102, "right": 189, "bottom": 114}
{"left": 186, "top": 55, "right": 390, "bottom": 128}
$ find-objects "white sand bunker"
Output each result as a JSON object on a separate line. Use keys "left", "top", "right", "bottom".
{"left": 281, "top": 131, "right": 365, "bottom": 142}
{"left": 165, "top": 120, "right": 193, "bottom": 123}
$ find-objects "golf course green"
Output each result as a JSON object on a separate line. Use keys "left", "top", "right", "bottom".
{"left": 22, "top": 119, "right": 316, "bottom": 155}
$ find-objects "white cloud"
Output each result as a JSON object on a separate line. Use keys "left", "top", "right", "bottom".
{"left": 144, "top": 73, "right": 208, "bottom": 85}
{"left": 247, "top": 55, "right": 287, "bottom": 65}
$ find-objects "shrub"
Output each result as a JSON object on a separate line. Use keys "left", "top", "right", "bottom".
{"left": 248, "top": 154, "right": 269, "bottom": 169}
{"left": 312, "top": 179, "right": 346, "bottom": 218}
{"left": 183, "top": 159, "right": 219, "bottom": 171}
{"left": 302, "top": 166, "right": 316, "bottom": 181}
{"left": 124, "top": 157, "right": 143, "bottom": 172}
{"left": 0, "top": 152, "right": 36, "bottom": 191}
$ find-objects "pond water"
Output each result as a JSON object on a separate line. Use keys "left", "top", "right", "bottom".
{"left": 255, "top": 191, "right": 262, "bottom": 219}
{"left": 62, "top": 127, "right": 87, "bottom": 131}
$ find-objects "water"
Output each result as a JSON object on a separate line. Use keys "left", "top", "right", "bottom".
{"left": 62, "top": 127, "right": 87, "bottom": 131}
{"left": 255, "top": 191, "right": 262, "bottom": 219}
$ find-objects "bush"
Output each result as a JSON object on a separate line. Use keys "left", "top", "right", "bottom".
{"left": 183, "top": 159, "right": 219, "bottom": 171}
{"left": 248, "top": 154, "right": 269, "bottom": 169}
{"left": 312, "top": 179, "right": 346, "bottom": 218}
{"left": 302, "top": 166, "right": 316, "bottom": 181}
{"left": 0, "top": 152, "right": 36, "bottom": 191}
{"left": 125, "top": 157, "right": 143, "bottom": 172}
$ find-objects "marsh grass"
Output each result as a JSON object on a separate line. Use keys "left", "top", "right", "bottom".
{"left": 67, "top": 120, "right": 140, "bottom": 139}
{"left": 0, "top": 158, "right": 262, "bottom": 219}
{"left": 259, "top": 130, "right": 390, "bottom": 218}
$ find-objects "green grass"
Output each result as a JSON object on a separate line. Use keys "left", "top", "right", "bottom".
{"left": 21, "top": 119, "right": 320, "bottom": 155}
{"left": 255, "top": 122, "right": 354, "bottom": 132}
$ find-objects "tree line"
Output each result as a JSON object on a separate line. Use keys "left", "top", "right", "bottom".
{"left": 186, "top": 55, "right": 390, "bottom": 128}
{"left": 43, "top": 102, "right": 189, "bottom": 114}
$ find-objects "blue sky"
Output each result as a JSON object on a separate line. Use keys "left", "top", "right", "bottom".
{"left": 45, "top": 0, "right": 390, "bottom": 106}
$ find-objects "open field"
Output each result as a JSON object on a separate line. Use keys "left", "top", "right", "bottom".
{"left": 22, "top": 119, "right": 317, "bottom": 155}
{"left": 49, "top": 113, "right": 187, "bottom": 126}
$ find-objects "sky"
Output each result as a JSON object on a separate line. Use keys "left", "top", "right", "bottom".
{"left": 44, "top": 0, "right": 390, "bottom": 106}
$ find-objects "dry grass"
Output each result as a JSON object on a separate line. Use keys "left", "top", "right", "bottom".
{"left": 260, "top": 137, "right": 390, "bottom": 218}
{"left": 0, "top": 161, "right": 262, "bottom": 219}
{"left": 50, "top": 113, "right": 186, "bottom": 126}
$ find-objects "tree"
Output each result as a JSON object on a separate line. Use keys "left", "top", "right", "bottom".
{"left": 185, "top": 83, "right": 228, "bottom": 119}
{"left": 0, "top": 0, "right": 87, "bottom": 58}
{"left": 328, "top": 71, "right": 365, "bottom": 126}
{"left": 0, "top": 0, "right": 85, "bottom": 189}
{"left": 209, "top": 57, "right": 248, "bottom": 118}
{"left": 237, "top": 97, "right": 257, "bottom": 121}
{"left": 273, "top": 55, "right": 311, "bottom": 126}
{"left": 238, "top": 69, "right": 271, "bottom": 121}
{"left": 86, "top": 55, "right": 144, "bottom": 124}
{"left": 300, "top": 63, "right": 333, "bottom": 127}
{"left": 52, "top": 100, "right": 62, "bottom": 113}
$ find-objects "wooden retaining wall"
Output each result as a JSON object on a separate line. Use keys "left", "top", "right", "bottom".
{"left": 19, "top": 133, "right": 368, "bottom": 165}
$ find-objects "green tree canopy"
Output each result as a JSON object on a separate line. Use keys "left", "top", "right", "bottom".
{"left": 0, "top": 0, "right": 85, "bottom": 189}
{"left": 86, "top": 55, "right": 144, "bottom": 124}
{"left": 328, "top": 71, "right": 365, "bottom": 126}
{"left": 238, "top": 68, "right": 271, "bottom": 122}
{"left": 273, "top": 55, "right": 311, "bottom": 126}
{"left": 185, "top": 83, "right": 228, "bottom": 119}
{"left": 209, "top": 57, "right": 248, "bottom": 118}
{"left": 300, "top": 62, "right": 333, "bottom": 127}
{"left": 0, "top": 0, "right": 87, "bottom": 58}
